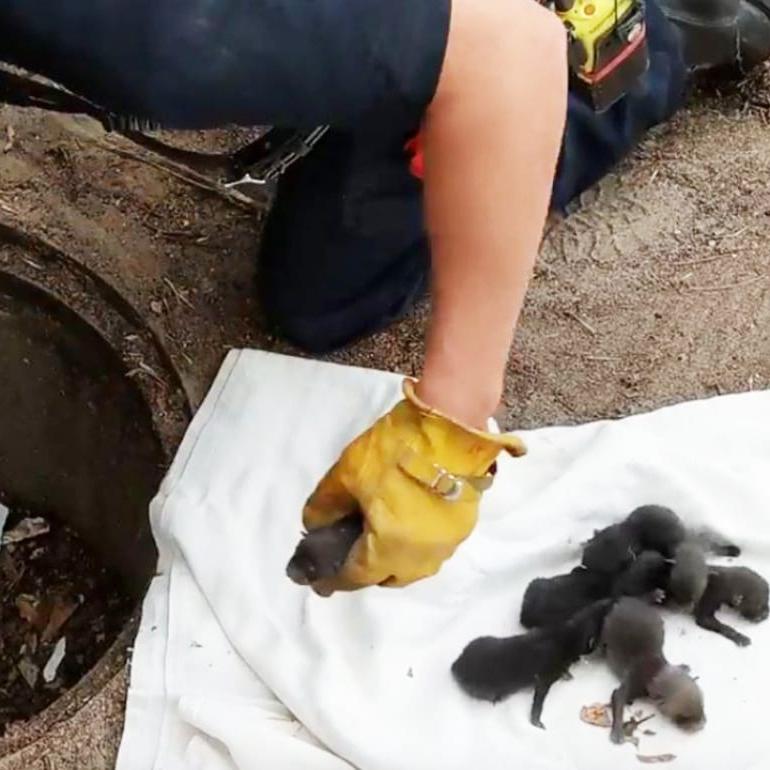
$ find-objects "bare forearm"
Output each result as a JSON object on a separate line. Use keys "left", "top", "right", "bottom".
{"left": 415, "top": 0, "right": 567, "bottom": 427}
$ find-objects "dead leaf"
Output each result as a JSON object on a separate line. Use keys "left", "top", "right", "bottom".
{"left": 25, "top": 632, "right": 38, "bottom": 655}
{"left": 17, "top": 658, "right": 39, "bottom": 689}
{"left": 149, "top": 299, "right": 164, "bottom": 315}
{"left": 2, "top": 517, "right": 50, "bottom": 545}
{"left": 637, "top": 755, "right": 676, "bottom": 764}
{"left": 580, "top": 703, "right": 611, "bottom": 728}
{"left": 0, "top": 549, "right": 23, "bottom": 585}
{"left": 41, "top": 596, "right": 80, "bottom": 644}
{"left": 16, "top": 595, "right": 48, "bottom": 631}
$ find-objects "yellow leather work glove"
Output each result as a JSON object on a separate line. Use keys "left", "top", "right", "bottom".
{"left": 303, "top": 379, "right": 526, "bottom": 596}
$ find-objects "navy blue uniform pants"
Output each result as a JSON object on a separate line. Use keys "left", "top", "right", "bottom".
{"left": 0, "top": 0, "right": 687, "bottom": 352}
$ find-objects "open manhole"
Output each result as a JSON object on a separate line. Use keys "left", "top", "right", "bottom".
{"left": 0, "top": 223, "right": 189, "bottom": 751}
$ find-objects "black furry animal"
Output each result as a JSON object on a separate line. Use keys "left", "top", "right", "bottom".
{"left": 611, "top": 550, "right": 671, "bottom": 601}
{"left": 694, "top": 566, "right": 769, "bottom": 647}
{"left": 602, "top": 598, "right": 705, "bottom": 744}
{"left": 582, "top": 505, "right": 686, "bottom": 574}
{"left": 285, "top": 513, "right": 363, "bottom": 586}
{"left": 582, "top": 522, "right": 636, "bottom": 575}
{"left": 582, "top": 504, "right": 740, "bottom": 576}
{"left": 625, "top": 505, "right": 687, "bottom": 558}
{"left": 667, "top": 542, "right": 709, "bottom": 606}
{"left": 520, "top": 554, "right": 669, "bottom": 629}
{"left": 520, "top": 568, "right": 614, "bottom": 628}
{"left": 452, "top": 599, "right": 614, "bottom": 729}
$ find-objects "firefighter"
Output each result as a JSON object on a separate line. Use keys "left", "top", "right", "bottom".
{"left": 1, "top": 0, "right": 768, "bottom": 592}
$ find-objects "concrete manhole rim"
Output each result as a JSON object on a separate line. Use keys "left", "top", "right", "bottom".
{"left": 0, "top": 217, "right": 191, "bottom": 758}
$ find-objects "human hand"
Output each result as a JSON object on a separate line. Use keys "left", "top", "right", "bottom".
{"left": 301, "top": 378, "right": 526, "bottom": 595}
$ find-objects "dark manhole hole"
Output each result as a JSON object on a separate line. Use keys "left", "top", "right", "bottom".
{"left": 0, "top": 224, "right": 189, "bottom": 752}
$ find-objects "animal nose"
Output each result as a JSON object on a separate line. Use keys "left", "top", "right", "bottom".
{"left": 286, "top": 563, "right": 311, "bottom": 585}
{"left": 681, "top": 717, "right": 706, "bottom": 732}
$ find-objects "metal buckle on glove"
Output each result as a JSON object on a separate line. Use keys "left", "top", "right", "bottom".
{"left": 429, "top": 469, "right": 464, "bottom": 502}
{"left": 397, "top": 448, "right": 496, "bottom": 503}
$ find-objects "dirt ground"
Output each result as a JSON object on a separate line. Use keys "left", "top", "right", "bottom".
{"left": 0, "top": 66, "right": 768, "bottom": 768}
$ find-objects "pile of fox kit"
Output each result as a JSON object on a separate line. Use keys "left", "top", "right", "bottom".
{"left": 451, "top": 505, "right": 769, "bottom": 744}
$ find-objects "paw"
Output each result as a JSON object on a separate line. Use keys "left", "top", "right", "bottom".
{"left": 610, "top": 729, "right": 625, "bottom": 745}
{"left": 652, "top": 589, "right": 667, "bottom": 604}
{"left": 733, "top": 633, "right": 751, "bottom": 647}
{"left": 531, "top": 718, "right": 546, "bottom": 730}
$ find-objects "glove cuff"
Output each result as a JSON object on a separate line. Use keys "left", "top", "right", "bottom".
{"left": 402, "top": 378, "right": 527, "bottom": 458}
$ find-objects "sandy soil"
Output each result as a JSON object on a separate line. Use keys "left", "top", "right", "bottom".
{"left": 0, "top": 66, "right": 768, "bottom": 768}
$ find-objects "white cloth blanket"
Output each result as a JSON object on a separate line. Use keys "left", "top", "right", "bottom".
{"left": 116, "top": 350, "right": 770, "bottom": 770}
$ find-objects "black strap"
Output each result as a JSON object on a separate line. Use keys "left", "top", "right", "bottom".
{"left": 0, "top": 66, "right": 327, "bottom": 184}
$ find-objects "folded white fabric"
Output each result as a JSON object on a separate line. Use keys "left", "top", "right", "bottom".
{"left": 116, "top": 350, "right": 770, "bottom": 770}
